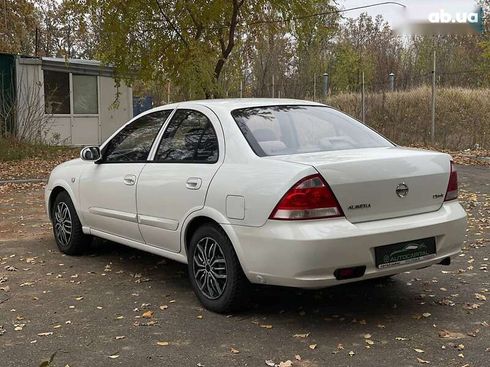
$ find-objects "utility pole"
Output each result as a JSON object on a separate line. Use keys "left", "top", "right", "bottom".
{"left": 35, "top": 28, "right": 39, "bottom": 57}
{"left": 322, "top": 73, "right": 329, "bottom": 100}
{"left": 167, "top": 80, "right": 170, "bottom": 104}
{"left": 313, "top": 75, "right": 317, "bottom": 102}
{"left": 361, "top": 71, "right": 366, "bottom": 123}
{"left": 272, "top": 75, "right": 275, "bottom": 98}
{"left": 431, "top": 50, "right": 436, "bottom": 145}
{"left": 389, "top": 72, "right": 395, "bottom": 92}
{"left": 239, "top": 80, "right": 243, "bottom": 98}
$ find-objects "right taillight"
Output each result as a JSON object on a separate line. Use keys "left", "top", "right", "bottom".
{"left": 444, "top": 161, "right": 458, "bottom": 201}
{"left": 269, "top": 174, "right": 344, "bottom": 220}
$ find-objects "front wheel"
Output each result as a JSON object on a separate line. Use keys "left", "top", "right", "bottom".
{"left": 188, "top": 224, "right": 249, "bottom": 313}
{"left": 51, "top": 191, "right": 91, "bottom": 255}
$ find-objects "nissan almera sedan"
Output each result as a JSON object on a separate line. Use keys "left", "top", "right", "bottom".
{"left": 45, "top": 99, "right": 467, "bottom": 312}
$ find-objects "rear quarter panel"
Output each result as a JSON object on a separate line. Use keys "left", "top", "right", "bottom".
{"left": 205, "top": 157, "right": 317, "bottom": 227}
{"left": 203, "top": 105, "right": 316, "bottom": 227}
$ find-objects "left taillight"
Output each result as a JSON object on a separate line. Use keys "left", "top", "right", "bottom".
{"left": 444, "top": 161, "right": 458, "bottom": 201}
{"left": 269, "top": 174, "right": 344, "bottom": 220}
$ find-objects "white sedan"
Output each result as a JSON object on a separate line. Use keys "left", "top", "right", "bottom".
{"left": 45, "top": 99, "right": 467, "bottom": 312}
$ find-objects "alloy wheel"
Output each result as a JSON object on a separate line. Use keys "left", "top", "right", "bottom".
{"left": 193, "top": 237, "right": 227, "bottom": 300}
{"left": 54, "top": 202, "right": 72, "bottom": 247}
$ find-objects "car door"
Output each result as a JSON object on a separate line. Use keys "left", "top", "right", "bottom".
{"left": 79, "top": 110, "right": 172, "bottom": 242}
{"left": 136, "top": 105, "right": 224, "bottom": 253}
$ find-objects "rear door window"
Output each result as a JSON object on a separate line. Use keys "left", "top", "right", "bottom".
{"left": 154, "top": 109, "right": 219, "bottom": 163}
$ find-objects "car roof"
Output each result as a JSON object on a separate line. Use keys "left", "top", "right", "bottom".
{"left": 150, "top": 98, "right": 326, "bottom": 113}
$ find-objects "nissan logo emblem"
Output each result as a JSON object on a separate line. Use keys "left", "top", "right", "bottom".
{"left": 396, "top": 183, "right": 409, "bottom": 198}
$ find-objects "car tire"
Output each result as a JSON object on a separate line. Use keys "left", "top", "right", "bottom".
{"left": 188, "top": 224, "right": 249, "bottom": 313}
{"left": 51, "top": 191, "right": 90, "bottom": 256}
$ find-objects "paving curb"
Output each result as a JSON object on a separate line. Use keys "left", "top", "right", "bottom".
{"left": 0, "top": 178, "right": 47, "bottom": 185}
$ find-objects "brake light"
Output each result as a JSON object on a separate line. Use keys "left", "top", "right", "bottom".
{"left": 269, "top": 174, "right": 344, "bottom": 220}
{"left": 444, "top": 161, "right": 458, "bottom": 201}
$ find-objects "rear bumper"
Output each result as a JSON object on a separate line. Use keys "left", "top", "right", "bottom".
{"left": 225, "top": 201, "right": 467, "bottom": 288}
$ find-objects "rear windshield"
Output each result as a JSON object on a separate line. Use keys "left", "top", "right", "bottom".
{"left": 231, "top": 105, "right": 393, "bottom": 156}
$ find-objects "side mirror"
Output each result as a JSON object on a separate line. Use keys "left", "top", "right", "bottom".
{"left": 80, "top": 146, "right": 101, "bottom": 161}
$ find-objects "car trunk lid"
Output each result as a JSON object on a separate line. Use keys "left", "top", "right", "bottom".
{"left": 267, "top": 147, "right": 451, "bottom": 223}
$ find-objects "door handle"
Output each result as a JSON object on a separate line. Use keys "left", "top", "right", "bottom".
{"left": 123, "top": 174, "right": 136, "bottom": 186}
{"left": 186, "top": 177, "right": 202, "bottom": 190}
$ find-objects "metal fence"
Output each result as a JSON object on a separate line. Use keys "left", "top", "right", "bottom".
{"left": 154, "top": 69, "right": 489, "bottom": 151}
{"left": 234, "top": 70, "right": 488, "bottom": 150}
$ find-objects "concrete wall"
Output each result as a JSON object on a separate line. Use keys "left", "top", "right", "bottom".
{"left": 15, "top": 58, "right": 46, "bottom": 141}
{"left": 99, "top": 76, "right": 133, "bottom": 142}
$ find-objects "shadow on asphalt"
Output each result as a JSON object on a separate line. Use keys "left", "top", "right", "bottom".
{"left": 87, "top": 237, "right": 419, "bottom": 321}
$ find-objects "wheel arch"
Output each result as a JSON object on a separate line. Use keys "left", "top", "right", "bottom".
{"left": 181, "top": 210, "right": 250, "bottom": 276}
{"left": 47, "top": 181, "right": 81, "bottom": 223}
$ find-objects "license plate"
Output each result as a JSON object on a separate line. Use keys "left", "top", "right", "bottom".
{"left": 375, "top": 237, "right": 436, "bottom": 269}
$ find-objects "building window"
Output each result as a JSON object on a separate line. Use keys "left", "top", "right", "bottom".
{"left": 73, "top": 74, "right": 98, "bottom": 114}
{"left": 44, "top": 70, "right": 70, "bottom": 114}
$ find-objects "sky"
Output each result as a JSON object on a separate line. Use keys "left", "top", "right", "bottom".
{"left": 339, "top": 0, "right": 481, "bottom": 28}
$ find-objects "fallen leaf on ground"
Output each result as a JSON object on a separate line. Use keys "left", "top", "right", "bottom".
{"left": 260, "top": 324, "right": 273, "bottom": 329}
{"left": 293, "top": 333, "right": 310, "bottom": 338}
{"left": 414, "top": 349, "right": 424, "bottom": 353}
{"left": 463, "top": 303, "right": 481, "bottom": 310}
{"left": 108, "top": 354, "right": 119, "bottom": 359}
{"left": 230, "top": 347, "right": 239, "bottom": 354}
{"left": 309, "top": 344, "right": 317, "bottom": 350}
{"left": 142, "top": 310, "right": 154, "bottom": 318}
{"left": 157, "top": 341, "right": 169, "bottom": 346}
{"left": 265, "top": 360, "right": 275, "bottom": 366}
{"left": 475, "top": 293, "right": 487, "bottom": 301}
{"left": 438, "top": 330, "right": 466, "bottom": 339}
{"left": 417, "top": 357, "right": 430, "bottom": 364}
{"left": 279, "top": 361, "right": 293, "bottom": 367}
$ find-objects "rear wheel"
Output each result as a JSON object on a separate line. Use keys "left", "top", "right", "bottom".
{"left": 51, "top": 191, "right": 90, "bottom": 255}
{"left": 188, "top": 224, "right": 249, "bottom": 313}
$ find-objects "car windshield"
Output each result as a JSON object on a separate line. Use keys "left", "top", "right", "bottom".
{"left": 231, "top": 105, "right": 393, "bottom": 156}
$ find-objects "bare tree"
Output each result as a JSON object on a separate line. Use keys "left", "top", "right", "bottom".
{"left": 0, "top": 65, "right": 60, "bottom": 143}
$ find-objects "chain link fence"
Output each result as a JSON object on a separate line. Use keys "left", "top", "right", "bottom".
{"left": 143, "top": 69, "right": 489, "bottom": 151}
{"left": 205, "top": 70, "right": 489, "bottom": 151}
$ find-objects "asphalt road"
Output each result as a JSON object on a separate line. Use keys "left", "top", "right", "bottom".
{"left": 0, "top": 165, "right": 488, "bottom": 367}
